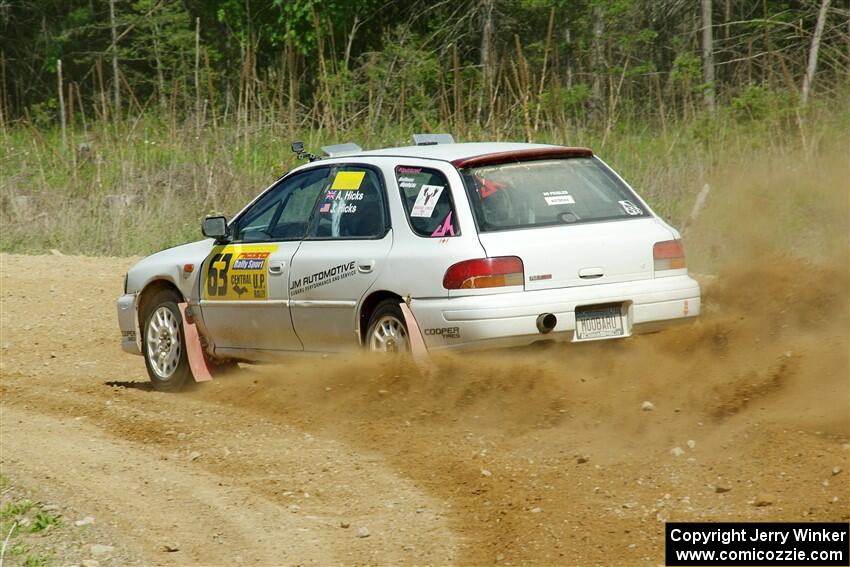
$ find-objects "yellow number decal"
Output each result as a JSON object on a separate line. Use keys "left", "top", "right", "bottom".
{"left": 331, "top": 171, "right": 365, "bottom": 191}
{"left": 203, "top": 244, "right": 278, "bottom": 300}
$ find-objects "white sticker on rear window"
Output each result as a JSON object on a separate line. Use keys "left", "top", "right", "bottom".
{"left": 618, "top": 200, "right": 643, "bottom": 215}
{"left": 410, "top": 184, "right": 444, "bottom": 217}
{"left": 543, "top": 190, "right": 575, "bottom": 206}
{"left": 397, "top": 176, "right": 417, "bottom": 189}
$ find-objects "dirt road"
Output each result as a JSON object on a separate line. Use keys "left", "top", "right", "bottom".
{"left": 1, "top": 251, "right": 848, "bottom": 566}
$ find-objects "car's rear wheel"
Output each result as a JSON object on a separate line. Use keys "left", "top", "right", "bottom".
{"left": 142, "top": 290, "right": 192, "bottom": 392}
{"left": 366, "top": 300, "right": 410, "bottom": 353}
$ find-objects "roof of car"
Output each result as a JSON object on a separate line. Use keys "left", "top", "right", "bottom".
{"left": 332, "top": 142, "right": 569, "bottom": 162}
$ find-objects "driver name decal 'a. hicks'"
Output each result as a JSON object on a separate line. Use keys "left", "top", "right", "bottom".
{"left": 204, "top": 244, "right": 278, "bottom": 300}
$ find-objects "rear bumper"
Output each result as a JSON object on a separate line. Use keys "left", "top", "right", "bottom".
{"left": 116, "top": 293, "right": 142, "bottom": 355}
{"left": 409, "top": 275, "right": 700, "bottom": 351}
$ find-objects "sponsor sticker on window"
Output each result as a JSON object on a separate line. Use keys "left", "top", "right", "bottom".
{"left": 410, "top": 185, "right": 444, "bottom": 217}
{"left": 618, "top": 199, "right": 643, "bottom": 215}
{"left": 543, "top": 190, "right": 575, "bottom": 206}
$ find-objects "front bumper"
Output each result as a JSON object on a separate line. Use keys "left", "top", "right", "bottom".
{"left": 116, "top": 293, "right": 142, "bottom": 355}
{"left": 409, "top": 275, "right": 701, "bottom": 351}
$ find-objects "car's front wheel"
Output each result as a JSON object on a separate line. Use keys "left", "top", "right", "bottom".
{"left": 142, "top": 290, "right": 192, "bottom": 391}
{"left": 366, "top": 300, "right": 410, "bottom": 353}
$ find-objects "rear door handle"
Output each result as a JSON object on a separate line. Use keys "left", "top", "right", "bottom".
{"left": 579, "top": 267, "right": 604, "bottom": 279}
{"left": 357, "top": 260, "right": 375, "bottom": 274}
{"left": 268, "top": 261, "right": 285, "bottom": 275}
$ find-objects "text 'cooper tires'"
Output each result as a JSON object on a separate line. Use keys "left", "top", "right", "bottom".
{"left": 366, "top": 300, "right": 410, "bottom": 353}
{"left": 142, "top": 290, "right": 192, "bottom": 392}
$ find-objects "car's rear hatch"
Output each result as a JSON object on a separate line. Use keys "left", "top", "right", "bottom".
{"left": 455, "top": 151, "right": 678, "bottom": 291}
{"left": 477, "top": 218, "right": 674, "bottom": 291}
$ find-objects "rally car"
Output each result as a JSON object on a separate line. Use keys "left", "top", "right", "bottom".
{"left": 117, "top": 136, "right": 700, "bottom": 391}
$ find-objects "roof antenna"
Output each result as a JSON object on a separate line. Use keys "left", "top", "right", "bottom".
{"left": 291, "top": 141, "right": 319, "bottom": 162}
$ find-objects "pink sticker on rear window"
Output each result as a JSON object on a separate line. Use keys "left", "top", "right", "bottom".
{"left": 431, "top": 212, "right": 456, "bottom": 237}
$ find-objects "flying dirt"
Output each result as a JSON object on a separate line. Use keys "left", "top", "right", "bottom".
{"left": 0, "top": 153, "right": 848, "bottom": 566}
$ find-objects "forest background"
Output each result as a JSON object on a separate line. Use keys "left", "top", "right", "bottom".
{"left": 0, "top": 0, "right": 847, "bottom": 256}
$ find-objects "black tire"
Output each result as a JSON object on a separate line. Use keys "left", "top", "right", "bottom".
{"left": 365, "top": 300, "right": 410, "bottom": 353}
{"left": 141, "top": 290, "right": 192, "bottom": 392}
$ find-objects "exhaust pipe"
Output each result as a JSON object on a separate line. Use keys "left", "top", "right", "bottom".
{"left": 536, "top": 313, "right": 557, "bottom": 334}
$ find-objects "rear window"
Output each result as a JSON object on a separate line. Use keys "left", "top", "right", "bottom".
{"left": 459, "top": 157, "right": 647, "bottom": 232}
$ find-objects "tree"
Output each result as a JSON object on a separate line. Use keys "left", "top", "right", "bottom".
{"left": 801, "top": 0, "right": 831, "bottom": 106}
{"left": 121, "top": 0, "right": 196, "bottom": 110}
{"left": 701, "top": 0, "right": 715, "bottom": 111}
{"left": 590, "top": 3, "right": 605, "bottom": 116}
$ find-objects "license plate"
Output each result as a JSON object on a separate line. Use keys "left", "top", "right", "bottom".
{"left": 574, "top": 304, "right": 625, "bottom": 340}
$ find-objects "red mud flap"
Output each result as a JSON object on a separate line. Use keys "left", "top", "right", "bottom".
{"left": 178, "top": 303, "right": 213, "bottom": 382}
{"left": 399, "top": 302, "right": 431, "bottom": 374}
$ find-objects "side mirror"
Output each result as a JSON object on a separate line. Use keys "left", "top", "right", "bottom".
{"left": 202, "top": 215, "right": 229, "bottom": 241}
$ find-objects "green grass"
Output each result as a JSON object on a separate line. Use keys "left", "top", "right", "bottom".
{"left": 7, "top": 541, "right": 28, "bottom": 556}
{"left": 28, "top": 511, "right": 61, "bottom": 533}
{"left": 1, "top": 98, "right": 847, "bottom": 259}
{"left": 0, "top": 498, "right": 61, "bottom": 567}
{"left": 1, "top": 500, "right": 34, "bottom": 520}
{"left": 22, "top": 553, "right": 52, "bottom": 567}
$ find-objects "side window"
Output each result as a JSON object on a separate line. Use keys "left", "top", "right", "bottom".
{"left": 395, "top": 166, "right": 459, "bottom": 237}
{"left": 306, "top": 166, "right": 387, "bottom": 239}
{"left": 234, "top": 167, "right": 329, "bottom": 242}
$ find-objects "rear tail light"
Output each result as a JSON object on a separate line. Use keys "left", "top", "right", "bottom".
{"left": 443, "top": 256, "right": 524, "bottom": 289}
{"left": 653, "top": 239, "right": 687, "bottom": 272}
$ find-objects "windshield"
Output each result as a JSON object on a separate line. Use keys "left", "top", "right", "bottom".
{"left": 459, "top": 157, "right": 648, "bottom": 232}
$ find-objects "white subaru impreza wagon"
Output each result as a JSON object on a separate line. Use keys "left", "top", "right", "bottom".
{"left": 117, "top": 138, "right": 700, "bottom": 390}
